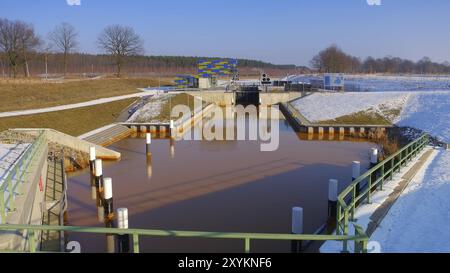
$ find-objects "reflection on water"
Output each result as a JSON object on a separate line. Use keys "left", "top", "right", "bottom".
{"left": 67, "top": 110, "right": 375, "bottom": 253}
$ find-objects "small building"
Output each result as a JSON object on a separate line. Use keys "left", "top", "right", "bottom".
{"left": 174, "top": 75, "right": 199, "bottom": 89}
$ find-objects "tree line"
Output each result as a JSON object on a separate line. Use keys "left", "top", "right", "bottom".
{"left": 0, "top": 18, "right": 304, "bottom": 78}
{"left": 0, "top": 18, "right": 143, "bottom": 78}
{"left": 311, "top": 44, "right": 450, "bottom": 74}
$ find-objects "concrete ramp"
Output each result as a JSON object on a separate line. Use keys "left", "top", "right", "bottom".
{"left": 80, "top": 124, "right": 131, "bottom": 147}
{"left": 11, "top": 129, "right": 121, "bottom": 160}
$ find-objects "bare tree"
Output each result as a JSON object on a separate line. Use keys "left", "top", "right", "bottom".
{"left": 97, "top": 25, "right": 144, "bottom": 77}
{"left": 48, "top": 22, "right": 78, "bottom": 76}
{"left": 17, "top": 21, "right": 41, "bottom": 77}
{"left": 0, "top": 18, "right": 40, "bottom": 77}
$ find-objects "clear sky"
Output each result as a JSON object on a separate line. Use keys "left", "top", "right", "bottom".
{"left": 1, "top": 0, "right": 449, "bottom": 66}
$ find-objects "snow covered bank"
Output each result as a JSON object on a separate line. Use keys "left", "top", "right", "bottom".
{"left": 320, "top": 147, "right": 434, "bottom": 253}
{"left": 398, "top": 92, "right": 450, "bottom": 142}
{"left": 291, "top": 92, "right": 409, "bottom": 123}
{"left": 127, "top": 93, "right": 174, "bottom": 123}
{"left": 292, "top": 91, "right": 450, "bottom": 142}
{"left": 370, "top": 149, "right": 450, "bottom": 252}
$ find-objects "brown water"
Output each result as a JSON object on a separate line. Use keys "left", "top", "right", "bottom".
{"left": 66, "top": 112, "right": 374, "bottom": 253}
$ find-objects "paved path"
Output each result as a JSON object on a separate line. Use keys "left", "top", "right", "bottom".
{"left": 40, "top": 158, "right": 65, "bottom": 252}
{"left": 0, "top": 91, "right": 158, "bottom": 118}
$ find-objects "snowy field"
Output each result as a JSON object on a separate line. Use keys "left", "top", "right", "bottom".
{"left": 292, "top": 91, "right": 450, "bottom": 142}
{"left": 369, "top": 149, "right": 450, "bottom": 252}
{"left": 283, "top": 75, "right": 450, "bottom": 92}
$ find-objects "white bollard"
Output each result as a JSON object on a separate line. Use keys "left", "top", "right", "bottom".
{"left": 370, "top": 148, "right": 378, "bottom": 167}
{"left": 291, "top": 207, "right": 303, "bottom": 234}
{"left": 291, "top": 207, "right": 304, "bottom": 253}
{"left": 352, "top": 161, "right": 361, "bottom": 181}
{"left": 89, "top": 146, "right": 96, "bottom": 162}
{"left": 89, "top": 147, "right": 96, "bottom": 186}
{"left": 103, "top": 177, "right": 114, "bottom": 219}
{"left": 146, "top": 133, "right": 152, "bottom": 156}
{"left": 117, "top": 208, "right": 130, "bottom": 253}
{"left": 328, "top": 179, "right": 338, "bottom": 220}
{"left": 94, "top": 159, "right": 103, "bottom": 189}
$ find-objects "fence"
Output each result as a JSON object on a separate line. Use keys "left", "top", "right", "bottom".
{"left": 0, "top": 223, "right": 369, "bottom": 253}
{"left": 0, "top": 131, "right": 47, "bottom": 224}
{"left": 336, "top": 133, "right": 429, "bottom": 251}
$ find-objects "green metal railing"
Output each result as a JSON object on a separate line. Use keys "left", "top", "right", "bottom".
{"left": 336, "top": 133, "right": 429, "bottom": 251}
{"left": 0, "top": 131, "right": 47, "bottom": 224}
{"left": 0, "top": 223, "right": 369, "bottom": 253}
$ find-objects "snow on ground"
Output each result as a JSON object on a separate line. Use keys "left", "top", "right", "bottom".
{"left": 397, "top": 92, "right": 450, "bottom": 142}
{"left": 127, "top": 93, "right": 173, "bottom": 123}
{"left": 369, "top": 149, "right": 450, "bottom": 253}
{"left": 320, "top": 148, "right": 435, "bottom": 253}
{"left": 0, "top": 143, "right": 30, "bottom": 182}
{"left": 282, "top": 74, "right": 450, "bottom": 91}
{"left": 292, "top": 91, "right": 450, "bottom": 142}
{"left": 292, "top": 92, "right": 409, "bottom": 122}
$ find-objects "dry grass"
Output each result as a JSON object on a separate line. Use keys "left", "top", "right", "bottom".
{"left": 0, "top": 98, "right": 136, "bottom": 136}
{"left": 0, "top": 77, "right": 172, "bottom": 112}
{"left": 318, "top": 111, "right": 392, "bottom": 125}
{"left": 156, "top": 93, "right": 197, "bottom": 122}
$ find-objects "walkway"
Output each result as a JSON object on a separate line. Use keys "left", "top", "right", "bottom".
{"left": 40, "top": 157, "right": 66, "bottom": 252}
{"left": 0, "top": 91, "right": 158, "bottom": 118}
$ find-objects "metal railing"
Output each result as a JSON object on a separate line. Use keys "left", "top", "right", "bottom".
{"left": 0, "top": 223, "right": 369, "bottom": 253}
{"left": 336, "top": 133, "right": 429, "bottom": 251}
{"left": 0, "top": 131, "right": 47, "bottom": 224}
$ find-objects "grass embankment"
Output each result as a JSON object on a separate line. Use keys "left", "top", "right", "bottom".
{"left": 317, "top": 106, "right": 402, "bottom": 126}
{"left": 157, "top": 93, "right": 196, "bottom": 121}
{"left": 0, "top": 77, "right": 172, "bottom": 112}
{"left": 0, "top": 98, "right": 136, "bottom": 136}
{"left": 130, "top": 93, "right": 197, "bottom": 123}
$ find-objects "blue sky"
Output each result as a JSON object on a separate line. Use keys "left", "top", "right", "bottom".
{"left": 1, "top": 0, "right": 449, "bottom": 66}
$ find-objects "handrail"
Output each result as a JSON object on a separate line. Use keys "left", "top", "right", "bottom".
{"left": 0, "top": 223, "right": 369, "bottom": 253}
{"left": 0, "top": 131, "right": 47, "bottom": 224}
{"left": 335, "top": 133, "right": 429, "bottom": 251}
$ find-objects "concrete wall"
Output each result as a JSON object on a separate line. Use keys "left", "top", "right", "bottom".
{"left": 259, "top": 92, "right": 303, "bottom": 106}
{"left": 12, "top": 129, "right": 121, "bottom": 160}
{"left": 188, "top": 91, "right": 304, "bottom": 107}
{"left": 190, "top": 91, "right": 234, "bottom": 107}
{"left": 0, "top": 144, "right": 48, "bottom": 251}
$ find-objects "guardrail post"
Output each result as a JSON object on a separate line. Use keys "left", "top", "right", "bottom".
{"left": 389, "top": 159, "right": 394, "bottom": 180}
{"left": 342, "top": 210, "right": 349, "bottom": 253}
{"left": 380, "top": 164, "right": 385, "bottom": 191}
{"left": 336, "top": 204, "right": 341, "bottom": 235}
{"left": 367, "top": 175, "right": 372, "bottom": 204}
{"left": 0, "top": 193, "right": 6, "bottom": 223}
{"left": 352, "top": 161, "right": 361, "bottom": 206}
{"left": 133, "top": 233, "right": 140, "bottom": 253}
{"left": 351, "top": 185, "right": 356, "bottom": 221}
{"left": 245, "top": 238, "right": 251, "bottom": 253}
{"left": 29, "top": 229, "right": 36, "bottom": 253}
{"left": 8, "top": 176, "right": 14, "bottom": 212}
